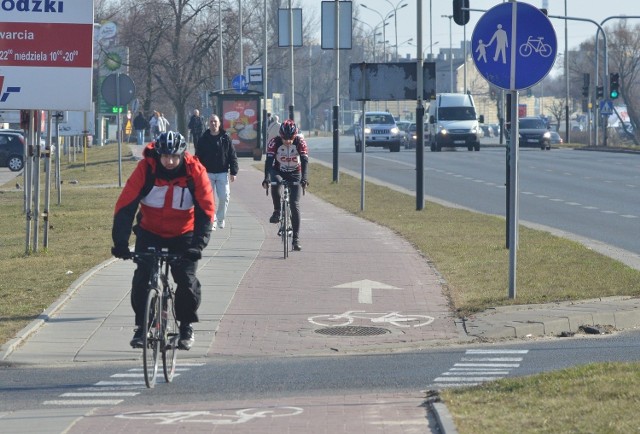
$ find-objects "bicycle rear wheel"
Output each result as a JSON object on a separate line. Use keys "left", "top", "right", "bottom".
{"left": 162, "top": 291, "right": 179, "bottom": 383}
{"left": 143, "top": 288, "right": 161, "bottom": 388}
{"left": 282, "top": 201, "right": 289, "bottom": 259}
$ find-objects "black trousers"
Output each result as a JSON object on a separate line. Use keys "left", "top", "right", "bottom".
{"left": 131, "top": 228, "right": 201, "bottom": 327}
{"left": 270, "top": 171, "right": 302, "bottom": 239}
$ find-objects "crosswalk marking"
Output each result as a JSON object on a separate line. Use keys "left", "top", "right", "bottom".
{"left": 43, "top": 399, "right": 124, "bottom": 406}
{"left": 430, "top": 349, "right": 529, "bottom": 389}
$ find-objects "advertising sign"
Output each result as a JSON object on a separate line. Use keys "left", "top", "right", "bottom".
{"left": 0, "top": 0, "right": 94, "bottom": 110}
{"left": 220, "top": 96, "right": 262, "bottom": 157}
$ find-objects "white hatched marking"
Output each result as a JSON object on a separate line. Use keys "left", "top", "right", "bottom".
{"left": 566, "top": 202, "right": 581, "bottom": 206}
{"left": 550, "top": 198, "right": 564, "bottom": 202}
{"left": 111, "top": 373, "right": 144, "bottom": 378}
{"left": 95, "top": 380, "right": 146, "bottom": 386}
{"left": 442, "top": 371, "right": 509, "bottom": 376}
{"left": 61, "top": 392, "right": 139, "bottom": 397}
{"left": 601, "top": 210, "right": 617, "bottom": 214}
{"left": 460, "top": 357, "right": 523, "bottom": 362}
{"left": 78, "top": 386, "right": 144, "bottom": 391}
{"left": 450, "top": 367, "right": 511, "bottom": 371}
{"left": 621, "top": 215, "right": 638, "bottom": 219}
{"left": 583, "top": 206, "right": 598, "bottom": 210}
{"left": 434, "top": 377, "right": 501, "bottom": 382}
{"left": 466, "top": 349, "right": 528, "bottom": 354}
{"left": 44, "top": 400, "right": 124, "bottom": 406}
{"left": 454, "top": 363, "right": 520, "bottom": 368}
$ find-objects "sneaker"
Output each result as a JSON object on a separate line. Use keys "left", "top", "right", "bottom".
{"left": 218, "top": 220, "right": 225, "bottom": 229}
{"left": 130, "top": 327, "right": 144, "bottom": 348}
{"left": 269, "top": 211, "right": 280, "bottom": 224}
{"left": 179, "top": 324, "right": 195, "bottom": 350}
{"left": 292, "top": 238, "right": 302, "bottom": 251}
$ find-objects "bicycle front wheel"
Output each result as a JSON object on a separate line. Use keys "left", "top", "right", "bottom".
{"left": 162, "top": 291, "right": 179, "bottom": 383}
{"left": 282, "top": 201, "right": 289, "bottom": 259}
{"left": 143, "top": 288, "right": 161, "bottom": 388}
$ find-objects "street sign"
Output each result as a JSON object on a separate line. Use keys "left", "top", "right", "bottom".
{"left": 231, "top": 74, "right": 248, "bottom": 93}
{"left": 101, "top": 73, "right": 135, "bottom": 107}
{"left": 600, "top": 99, "right": 614, "bottom": 116}
{"left": 471, "top": 2, "right": 557, "bottom": 90}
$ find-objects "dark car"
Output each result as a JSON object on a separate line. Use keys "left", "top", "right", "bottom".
{"left": 549, "top": 131, "right": 563, "bottom": 145}
{"left": 518, "top": 117, "right": 551, "bottom": 150}
{"left": 0, "top": 130, "right": 26, "bottom": 172}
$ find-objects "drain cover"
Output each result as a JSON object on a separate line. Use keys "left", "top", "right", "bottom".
{"left": 315, "top": 326, "right": 391, "bottom": 336}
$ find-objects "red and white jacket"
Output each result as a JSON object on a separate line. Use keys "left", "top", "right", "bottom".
{"left": 112, "top": 144, "right": 215, "bottom": 248}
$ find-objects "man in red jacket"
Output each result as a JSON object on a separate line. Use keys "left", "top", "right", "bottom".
{"left": 111, "top": 131, "right": 214, "bottom": 350}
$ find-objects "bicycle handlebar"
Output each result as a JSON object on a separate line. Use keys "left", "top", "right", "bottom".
{"left": 129, "top": 249, "right": 184, "bottom": 262}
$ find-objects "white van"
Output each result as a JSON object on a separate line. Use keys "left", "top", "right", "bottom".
{"left": 427, "top": 93, "right": 484, "bottom": 152}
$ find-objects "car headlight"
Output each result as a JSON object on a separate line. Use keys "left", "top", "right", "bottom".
{"left": 390, "top": 127, "right": 399, "bottom": 135}
{"left": 364, "top": 127, "right": 371, "bottom": 134}
{"left": 543, "top": 131, "right": 551, "bottom": 139}
{"left": 438, "top": 126, "right": 448, "bottom": 135}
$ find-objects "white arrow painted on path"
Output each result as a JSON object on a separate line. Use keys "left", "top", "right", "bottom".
{"left": 333, "top": 280, "right": 401, "bottom": 304}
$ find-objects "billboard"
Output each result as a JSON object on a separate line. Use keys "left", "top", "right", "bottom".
{"left": 0, "top": 0, "right": 94, "bottom": 111}
{"left": 349, "top": 62, "right": 437, "bottom": 101}
{"left": 218, "top": 95, "right": 262, "bottom": 157}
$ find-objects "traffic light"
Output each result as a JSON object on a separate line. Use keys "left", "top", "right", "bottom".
{"left": 453, "top": 0, "right": 470, "bottom": 26}
{"left": 582, "top": 73, "right": 590, "bottom": 98}
{"left": 596, "top": 86, "right": 604, "bottom": 99}
{"left": 609, "top": 73, "right": 620, "bottom": 99}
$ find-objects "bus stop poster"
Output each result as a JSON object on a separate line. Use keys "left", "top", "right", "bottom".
{"left": 221, "top": 98, "right": 259, "bottom": 156}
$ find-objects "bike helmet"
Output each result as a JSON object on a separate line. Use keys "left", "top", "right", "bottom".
{"left": 154, "top": 131, "right": 187, "bottom": 155}
{"left": 279, "top": 119, "right": 298, "bottom": 140}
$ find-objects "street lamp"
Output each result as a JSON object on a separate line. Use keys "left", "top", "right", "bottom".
{"left": 408, "top": 40, "right": 439, "bottom": 59}
{"left": 354, "top": 17, "right": 384, "bottom": 62}
{"left": 382, "top": 0, "right": 408, "bottom": 61}
{"left": 441, "top": 14, "right": 453, "bottom": 92}
{"left": 361, "top": 4, "right": 394, "bottom": 62}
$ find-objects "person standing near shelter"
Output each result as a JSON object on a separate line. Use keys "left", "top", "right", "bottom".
{"left": 188, "top": 109, "right": 205, "bottom": 151}
{"left": 196, "top": 114, "right": 239, "bottom": 230}
{"left": 133, "top": 111, "right": 149, "bottom": 145}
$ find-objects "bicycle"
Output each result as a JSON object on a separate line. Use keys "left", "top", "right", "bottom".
{"left": 268, "top": 179, "right": 303, "bottom": 259}
{"left": 130, "top": 248, "right": 183, "bottom": 388}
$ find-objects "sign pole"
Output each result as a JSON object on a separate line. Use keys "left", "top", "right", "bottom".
{"left": 508, "top": 90, "right": 519, "bottom": 299}
{"left": 116, "top": 73, "right": 122, "bottom": 187}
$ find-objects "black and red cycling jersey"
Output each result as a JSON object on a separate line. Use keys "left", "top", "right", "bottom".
{"left": 265, "top": 135, "right": 309, "bottom": 177}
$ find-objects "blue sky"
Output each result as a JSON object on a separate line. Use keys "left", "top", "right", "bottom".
{"left": 297, "top": 0, "right": 637, "bottom": 58}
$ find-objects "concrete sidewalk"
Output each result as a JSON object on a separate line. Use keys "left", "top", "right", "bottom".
{"left": 3, "top": 143, "right": 640, "bottom": 433}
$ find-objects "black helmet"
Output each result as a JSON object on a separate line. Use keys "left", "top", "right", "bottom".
{"left": 279, "top": 119, "right": 298, "bottom": 140}
{"left": 154, "top": 131, "right": 187, "bottom": 155}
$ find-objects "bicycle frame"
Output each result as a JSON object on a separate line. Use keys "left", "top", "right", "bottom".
{"left": 270, "top": 180, "right": 297, "bottom": 259}
{"left": 131, "top": 248, "right": 182, "bottom": 388}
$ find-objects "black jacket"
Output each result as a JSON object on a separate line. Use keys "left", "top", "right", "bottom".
{"left": 195, "top": 128, "right": 239, "bottom": 175}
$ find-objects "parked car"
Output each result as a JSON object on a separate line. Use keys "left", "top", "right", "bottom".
{"left": 549, "top": 131, "right": 563, "bottom": 145}
{"left": 480, "top": 125, "right": 494, "bottom": 138}
{"left": 0, "top": 129, "right": 26, "bottom": 172}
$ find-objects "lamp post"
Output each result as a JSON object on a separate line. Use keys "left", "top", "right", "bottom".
{"left": 361, "top": 4, "right": 394, "bottom": 62}
{"left": 354, "top": 17, "right": 383, "bottom": 62}
{"left": 382, "top": 0, "right": 408, "bottom": 61}
{"left": 409, "top": 40, "right": 439, "bottom": 59}
{"left": 442, "top": 14, "right": 453, "bottom": 92}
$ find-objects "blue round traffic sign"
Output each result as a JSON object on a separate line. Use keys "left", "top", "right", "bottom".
{"left": 232, "top": 74, "right": 248, "bottom": 93}
{"left": 472, "top": 2, "right": 557, "bottom": 90}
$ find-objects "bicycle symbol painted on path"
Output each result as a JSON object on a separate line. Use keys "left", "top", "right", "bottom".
{"left": 308, "top": 311, "right": 435, "bottom": 328}
{"left": 116, "top": 406, "right": 304, "bottom": 425}
{"left": 519, "top": 36, "right": 552, "bottom": 58}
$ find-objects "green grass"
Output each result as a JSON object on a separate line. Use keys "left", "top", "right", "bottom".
{"left": 3, "top": 147, "right": 640, "bottom": 432}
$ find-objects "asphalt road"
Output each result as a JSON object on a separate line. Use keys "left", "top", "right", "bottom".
{"left": 311, "top": 135, "right": 640, "bottom": 263}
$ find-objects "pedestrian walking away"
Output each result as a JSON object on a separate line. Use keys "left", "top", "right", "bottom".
{"left": 133, "top": 111, "right": 149, "bottom": 145}
{"left": 262, "top": 119, "right": 309, "bottom": 251}
{"left": 149, "top": 111, "right": 161, "bottom": 138}
{"left": 111, "top": 131, "right": 215, "bottom": 351}
{"left": 267, "top": 114, "right": 281, "bottom": 142}
{"left": 188, "top": 109, "right": 205, "bottom": 152}
{"left": 196, "top": 114, "right": 239, "bottom": 230}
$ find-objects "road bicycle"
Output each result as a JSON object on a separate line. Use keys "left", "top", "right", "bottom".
{"left": 269, "top": 179, "right": 303, "bottom": 259}
{"left": 308, "top": 310, "right": 435, "bottom": 328}
{"left": 131, "top": 248, "right": 183, "bottom": 388}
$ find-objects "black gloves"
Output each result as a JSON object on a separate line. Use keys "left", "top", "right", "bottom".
{"left": 262, "top": 178, "right": 270, "bottom": 189}
{"left": 185, "top": 247, "right": 202, "bottom": 262}
{"left": 111, "top": 245, "right": 131, "bottom": 259}
{"left": 301, "top": 179, "right": 309, "bottom": 188}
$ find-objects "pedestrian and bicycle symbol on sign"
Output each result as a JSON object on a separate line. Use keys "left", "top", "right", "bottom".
{"left": 472, "top": 1, "right": 557, "bottom": 91}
